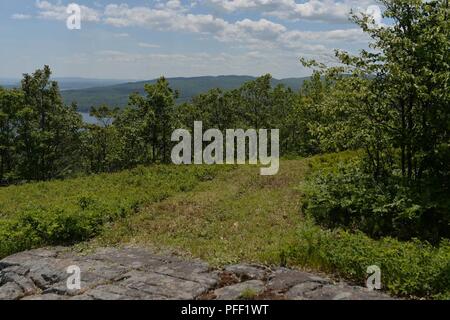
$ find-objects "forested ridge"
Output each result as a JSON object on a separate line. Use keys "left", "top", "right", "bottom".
{"left": 59, "top": 75, "right": 310, "bottom": 112}
{"left": 0, "top": 0, "right": 448, "bottom": 299}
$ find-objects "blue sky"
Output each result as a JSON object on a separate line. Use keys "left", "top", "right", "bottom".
{"left": 0, "top": 0, "right": 382, "bottom": 80}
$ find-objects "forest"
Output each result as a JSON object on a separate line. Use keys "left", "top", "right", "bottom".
{"left": 0, "top": 0, "right": 449, "bottom": 298}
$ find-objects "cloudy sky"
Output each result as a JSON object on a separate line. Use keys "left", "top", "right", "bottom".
{"left": 0, "top": 0, "right": 383, "bottom": 80}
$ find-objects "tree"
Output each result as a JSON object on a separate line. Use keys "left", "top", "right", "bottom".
{"left": 17, "top": 66, "right": 82, "bottom": 180}
{"left": 299, "top": 0, "right": 450, "bottom": 241}
{"left": 238, "top": 74, "right": 273, "bottom": 130}
{"left": 0, "top": 88, "right": 23, "bottom": 182}
{"left": 81, "top": 105, "right": 121, "bottom": 173}
{"left": 128, "top": 77, "right": 178, "bottom": 163}
{"left": 315, "top": 0, "right": 449, "bottom": 183}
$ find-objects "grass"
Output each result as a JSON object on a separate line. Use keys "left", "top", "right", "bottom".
{"left": 239, "top": 288, "right": 259, "bottom": 300}
{"left": 1, "top": 155, "right": 448, "bottom": 298}
{"left": 93, "top": 159, "right": 308, "bottom": 266}
{"left": 0, "top": 164, "right": 231, "bottom": 258}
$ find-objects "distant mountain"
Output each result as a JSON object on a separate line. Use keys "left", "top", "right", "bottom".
{"left": 61, "top": 75, "right": 310, "bottom": 112}
{"left": 0, "top": 78, "right": 18, "bottom": 89}
{"left": 0, "top": 77, "right": 134, "bottom": 91}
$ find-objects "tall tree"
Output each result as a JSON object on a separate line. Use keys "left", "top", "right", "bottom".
{"left": 0, "top": 88, "right": 23, "bottom": 182}
{"left": 17, "top": 66, "right": 82, "bottom": 180}
{"left": 128, "top": 77, "right": 178, "bottom": 163}
{"left": 325, "top": 0, "right": 449, "bottom": 182}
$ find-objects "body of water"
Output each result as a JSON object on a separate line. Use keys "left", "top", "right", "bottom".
{"left": 80, "top": 112, "right": 100, "bottom": 125}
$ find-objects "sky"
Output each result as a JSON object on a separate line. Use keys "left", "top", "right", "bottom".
{"left": 0, "top": 0, "right": 384, "bottom": 80}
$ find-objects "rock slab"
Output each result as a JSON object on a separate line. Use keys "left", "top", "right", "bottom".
{"left": 0, "top": 247, "right": 393, "bottom": 300}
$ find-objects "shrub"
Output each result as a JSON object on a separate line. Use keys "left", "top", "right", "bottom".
{"left": 302, "top": 154, "right": 450, "bottom": 243}
{"left": 286, "top": 220, "right": 450, "bottom": 299}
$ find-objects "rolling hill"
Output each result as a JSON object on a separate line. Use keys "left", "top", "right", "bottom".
{"left": 60, "top": 75, "right": 309, "bottom": 112}
{"left": 0, "top": 77, "right": 134, "bottom": 91}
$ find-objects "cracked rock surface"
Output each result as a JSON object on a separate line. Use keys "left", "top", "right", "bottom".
{"left": 0, "top": 247, "right": 393, "bottom": 300}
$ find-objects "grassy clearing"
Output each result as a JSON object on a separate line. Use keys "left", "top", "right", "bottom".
{"left": 91, "top": 154, "right": 449, "bottom": 299}
{"left": 94, "top": 159, "right": 308, "bottom": 266}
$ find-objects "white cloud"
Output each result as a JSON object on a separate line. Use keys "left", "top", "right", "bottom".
{"left": 206, "top": 0, "right": 377, "bottom": 23}
{"left": 31, "top": 0, "right": 370, "bottom": 76}
{"left": 11, "top": 13, "right": 32, "bottom": 20}
{"left": 32, "top": 1, "right": 367, "bottom": 50}
{"left": 280, "top": 28, "right": 365, "bottom": 44}
{"left": 99, "top": 2, "right": 367, "bottom": 48}
{"left": 35, "top": 0, "right": 101, "bottom": 22}
{"left": 138, "top": 42, "right": 161, "bottom": 48}
{"left": 102, "top": 4, "right": 288, "bottom": 47}
{"left": 103, "top": 3, "right": 229, "bottom": 35}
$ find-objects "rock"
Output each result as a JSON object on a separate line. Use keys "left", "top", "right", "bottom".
{"left": 224, "top": 264, "right": 267, "bottom": 281}
{"left": 118, "top": 269, "right": 213, "bottom": 300}
{"left": 22, "top": 293, "right": 66, "bottom": 300}
{"left": 267, "top": 268, "right": 329, "bottom": 292}
{"left": 302, "top": 283, "right": 393, "bottom": 300}
{"left": 286, "top": 282, "right": 323, "bottom": 300}
{"left": 0, "top": 282, "right": 24, "bottom": 300}
{"left": 83, "top": 284, "right": 154, "bottom": 300}
{"left": 0, "top": 246, "right": 394, "bottom": 300}
{"left": 0, "top": 272, "right": 37, "bottom": 296}
{"left": 0, "top": 246, "right": 220, "bottom": 300}
{"left": 213, "top": 280, "right": 265, "bottom": 300}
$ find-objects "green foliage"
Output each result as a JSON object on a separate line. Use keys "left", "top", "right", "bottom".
{"left": 303, "top": 154, "right": 450, "bottom": 243}
{"left": 175, "top": 74, "right": 314, "bottom": 156}
{"left": 286, "top": 220, "right": 450, "bottom": 298}
{"left": 239, "top": 288, "right": 259, "bottom": 300}
{"left": 80, "top": 105, "right": 122, "bottom": 173}
{"left": 295, "top": 3, "right": 450, "bottom": 296}
{"left": 0, "top": 66, "right": 82, "bottom": 183}
{"left": 0, "top": 66, "right": 346, "bottom": 182}
{"left": 338, "top": 0, "right": 449, "bottom": 182}
{"left": 299, "top": 152, "right": 450, "bottom": 298}
{"left": 0, "top": 164, "right": 227, "bottom": 259}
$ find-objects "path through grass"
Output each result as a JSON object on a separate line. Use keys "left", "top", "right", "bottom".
{"left": 94, "top": 159, "right": 308, "bottom": 266}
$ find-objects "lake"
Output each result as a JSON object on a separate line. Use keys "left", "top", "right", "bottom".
{"left": 80, "top": 112, "right": 99, "bottom": 124}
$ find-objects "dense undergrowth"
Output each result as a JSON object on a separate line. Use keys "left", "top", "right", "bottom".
{"left": 286, "top": 220, "right": 450, "bottom": 299}
{"left": 302, "top": 153, "right": 450, "bottom": 243}
{"left": 293, "top": 152, "right": 450, "bottom": 299}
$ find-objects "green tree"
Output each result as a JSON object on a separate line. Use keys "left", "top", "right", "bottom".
{"left": 335, "top": 0, "right": 450, "bottom": 182}
{"left": 81, "top": 105, "right": 121, "bottom": 173}
{"left": 128, "top": 77, "right": 178, "bottom": 163}
{"left": 17, "top": 66, "right": 82, "bottom": 180}
{"left": 238, "top": 74, "right": 273, "bottom": 130}
{"left": 0, "top": 88, "right": 23, "bottom": 182}
{"left": 301, "top": 0, "right": 450, "bottom": 241}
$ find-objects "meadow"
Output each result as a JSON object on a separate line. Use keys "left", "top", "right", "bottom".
{"left": 1, "top": 155, "right": 448, "bottom": 299}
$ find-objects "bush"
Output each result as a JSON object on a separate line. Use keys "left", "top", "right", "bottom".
{"left": 302, "top": 154, "right": 450, "bottom": 243}
{"left": 285, "top": 221, "right": 450, "bottom": 299}
{"left": 293, "top": 153, "right": 450, "bottom": 298}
